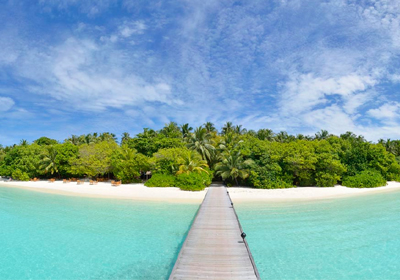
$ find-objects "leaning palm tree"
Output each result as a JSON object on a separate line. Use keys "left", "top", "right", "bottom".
{"left": 40, "top": 146, "right": 59, "bottom": 176}
{"left": 215, "top": 151, "right": 253, "bottom": 186}
{"left": 176, "top": 151, "right": 209, "bottom": 175}
{"left": 186, "top": 127, "right": 215, "bottom": 163}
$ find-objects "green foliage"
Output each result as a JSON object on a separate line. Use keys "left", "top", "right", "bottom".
{"left": 314, "top": 140, "right": 346, "bottom": 187}
{"left": 70, "top": 141, "right": 118, "bottom": 178}
{"left": 175, "top": 172, "right": 212, "bottom": 191}
{"left": 215, "top": 151, "right": 253, "bottom": 186}
{"left": 151, "top": 147, "right": 191, "bottom": 175}
{"left": 342, "top": 170, "right": 387, "bottom": 188}
{"left": 145, "top": 174, "right": 176, "bottom": 188}
{"left": 186, "top": 127, "right": 215, "bottom": 164}
{"left": 12, "top": 169, "right": 30, "bottom": 181}
{"left": 249, "top": 168, "right": 293, "bottom": 189}
{"left": 55, "top": 143, "right": 79, "bottom": 177}
{"left": 2, "top": 127, "right": 400, "bottom": 190}
{"left": 0, "top": 144, "right": 43, "bottom": 177}
{"left": 176, "top": 150, "right": 209, "bottom": 175}
{"left": 111, "top": 146, "right": 150, "bottom": 183}
{"left": 34, "top": 137, "right": 58, "bottom": 146}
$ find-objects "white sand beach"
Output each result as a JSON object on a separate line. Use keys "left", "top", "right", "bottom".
{"left": 0, "top": 181, "right": 206, "bottom": 203}
{"left": 228, "top": 181, "right": 400, "bottom": 202}
{"left": 2, "top": 180, "right": 400, "bottom": 203}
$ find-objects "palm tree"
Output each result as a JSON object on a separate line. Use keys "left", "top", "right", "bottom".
{"left": 186, "top": 127, "right": 215, "bottom": 163}
{"left": 218, "top": 132, "right": 243, "bottom": 151}
{"left": 180, "top": 123, "right": 193, "bottom": 139}
{"left": 99, "top": 132, "right": 117, "bottom": 142}
{"left": 215, "top": 151, "right": 253, "bottom": 186}
{"left": 121, "top": 132, "right": 131, "bottom": 145}
{"left": 246, "top": 130, "right": 257, "bottom": 137}
{"left": 234, "top": 125, "right": 247, "bottom": 135}
{"left": 315, "top": 129, "right": 330, "bottom": 140}
{"left": 160, "top": 122, "right": 180, "bottom": 138}
{"left": 203, "top": 122, "right": 217, "bottom": 133}
{"left": 257, "top": 129, "right": 275, "bottom": 141}
{"left": 176, "top": 151, "right": 209, "bottom": 175}
{"left": 40, "top": 146, "right": 58, "bottom": 176}
{"left": 221, "top": 122, "right": 234, "bottom": 135}
{"left": 68, "top": 135, "right": 81, "bottom": 145}
{"left": 138, "top": 128, "right": 157, "bottom": 138}
{"left": 275, "top": 131, "right": 289, "bottom": 143}
{"left": 20, "top": 139, "right": 29, "bottom": 146}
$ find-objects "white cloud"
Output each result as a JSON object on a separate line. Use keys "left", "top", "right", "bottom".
{"left": 280, "top": 73, "right": 375, "bottom": 115}
{"left": 368, "top": 102, "right": 400, "bottom": 123}
{"left": 0, "top": 97, "right": 15, "bottom": 112}
{"left": 13, "top": 37, "right": 179, "bottom": 112}
{"left": 119, "top": 21, "right": 146, "bottom": 37}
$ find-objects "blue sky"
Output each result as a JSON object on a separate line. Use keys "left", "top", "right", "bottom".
{"left": 1, "top": 0, "right": 400, "bottom": 145}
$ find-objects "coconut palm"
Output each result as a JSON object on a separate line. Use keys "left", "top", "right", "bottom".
{"left": 176, "top": 151, "right": 209, "bottom": 175}
{"left": 257, "top": 129, "right": 275, "bottom": 141}
{"left": 203, "top": 122, "right": 217, "bottom": 133}
{"left": 186, "top": 127, "right": 215, "bottom": 163}
{"left": 160, "top": 122, "right": 181, "bottom": 138}
{"left": 315, "top": 129, "right": 330, "bottom": 140}
{"left": 180, "top": 123, "right": 193, "bottom": 139}
{"left": 121, "top": 132, "right": 131, "bottom": 145}
{"left": 221, "top": 122, "right": 234, "bottom": 135}
{"left": 40, "top": 146, "right": 58, "bottom": 175}
{"left": 215, "top": 151, "right": 253, "bottom": 186}
{"left": 19, "top": 139, "right": 29, "bottom": 146}
{"left": 275, "top": 131, "right": 289, "bottom": 143}
{"left": 67, "top": 135, "right": 81, "bottom": 145}
{"left": 234, "top": 125, "right": 247, "bottom": 135}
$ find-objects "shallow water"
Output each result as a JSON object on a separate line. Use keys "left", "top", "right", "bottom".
{"left": 0, "top": 186, "right": 199, "bottom": 280}
{"left": 236, "top": 191, "right": 400, "bottom": 280}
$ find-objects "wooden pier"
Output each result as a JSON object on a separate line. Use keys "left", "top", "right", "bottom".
{"left": 169, "top": 184, "right": 260, "bottom": 280}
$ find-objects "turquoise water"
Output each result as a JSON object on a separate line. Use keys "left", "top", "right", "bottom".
{"left": 236, "top": 191, "right": 400, "bottom": 280}
{"left": 0, "top": 186, "right": 198, "bottom": 280}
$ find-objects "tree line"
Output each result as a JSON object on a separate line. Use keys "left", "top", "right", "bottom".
{"left": 1, "top": 122, "right": 400, "bottom": 191}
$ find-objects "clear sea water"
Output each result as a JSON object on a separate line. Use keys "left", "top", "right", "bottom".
{"left": 236, "top": 190, "right": 400, "bottom": 280}
{"left": 0, "top": 186, "right": 198, "bottom": 280}
{"left": 2, "top": 186, "right": 400, "bottom": 280}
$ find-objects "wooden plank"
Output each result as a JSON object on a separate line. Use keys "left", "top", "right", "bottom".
{"left": 169, "top": 184, "right": 260, "bottom": 280}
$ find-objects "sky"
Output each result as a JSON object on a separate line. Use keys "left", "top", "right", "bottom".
{"left": 1, "top": 0, "right": 400, "bottom": 145}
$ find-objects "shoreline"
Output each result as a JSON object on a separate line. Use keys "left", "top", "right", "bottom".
{"left": 228, "top": 181, "right": 400, "bottom": 202}
{"left": 1, "top": 180, "right": 400, "bottom": 203}
{"left": 0, "top": 181, "right": 207, "bottom": 203}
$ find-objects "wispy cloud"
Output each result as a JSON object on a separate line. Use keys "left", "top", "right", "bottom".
{"left": 2, "top": 0, "right": 400, "bottom": 144}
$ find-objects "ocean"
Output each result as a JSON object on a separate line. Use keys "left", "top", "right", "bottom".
{"left": 236, "top": 190, "right": 400, "bottom": 280}
{"left": 0, "top": 185, "right": 198, "bottom": 280}
{"left": 2, "top": 185, "right": 400, "bottom": 279}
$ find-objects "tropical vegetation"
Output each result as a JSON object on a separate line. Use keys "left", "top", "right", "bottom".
{"left": 1, "top": 122, "right": 400, "bottom": 191}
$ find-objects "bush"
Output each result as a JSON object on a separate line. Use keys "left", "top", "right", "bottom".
{"left": 249, "top": 168, "right": 294, "bottom": 189}
{"left": 12, "top": 169, "right": 30, "bottom": 181}
{"left": 175, "top": 172, "right": 211, "bottom": 191}
{"left": 315, "top": 172, "right": 341, "bottom": 187}
{"left": 145, "top": 174, "right": 176, "bottom": 187}
{"left": 342, "top": 170, "right": 387, "bottom": 188}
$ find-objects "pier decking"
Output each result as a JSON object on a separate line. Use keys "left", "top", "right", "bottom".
{"left": 169, "top": 184, "right": 260, "bottom": 280}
